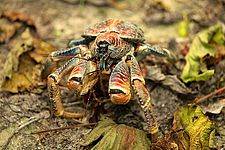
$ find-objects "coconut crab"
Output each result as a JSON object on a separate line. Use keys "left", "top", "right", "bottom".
{"left": 46, "top": 19, "right": 173, "bottom": 140}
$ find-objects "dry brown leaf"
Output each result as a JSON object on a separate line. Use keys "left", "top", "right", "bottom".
{"left": 145, "top": 65, "right": 191, "bottom": 94}
{"left": 0, "top": 19, "right": 22, "bottom": 43}
{"left": 202, "top": 99, "right": 225, "bottom": 114}
{"left": 1, "top": 10, "right": 35, "bottom": 26}
{"left": 1, "top": 28, "right": 55, "bottom": 93}
{"left": 0, "top": 10, "right": 55, "bottom": 93}
{"left": 29, "top": 38, "right": 55, "bottom": 63}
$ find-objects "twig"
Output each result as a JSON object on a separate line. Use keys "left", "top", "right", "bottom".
{"left": 64, "top": 101, "right": 83, "bottom": 107}
{"left": 194, "top": 86, "right": 225, "bottom": 104}
{"left": 32, "top": 122, "right": 96, "bottom": 134}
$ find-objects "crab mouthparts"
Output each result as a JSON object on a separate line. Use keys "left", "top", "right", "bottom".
{"left": 96, "top": 40, "right": 110, "bottom": 60}
{"left": 97, "top": 41, "right": 109, "bottom": 53}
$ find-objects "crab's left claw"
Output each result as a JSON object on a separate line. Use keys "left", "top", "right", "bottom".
{"left": 109, "top": 61, "right": 131, "bottom": 104}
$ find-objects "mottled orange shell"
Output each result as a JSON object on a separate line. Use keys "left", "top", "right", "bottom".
{"left": 82, "top": 19, "right": 145, "bottom": 43}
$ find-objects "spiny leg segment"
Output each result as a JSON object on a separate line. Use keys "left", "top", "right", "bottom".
{"left": 44, "top": 40, "right": 89, "bottom": 73}
{"left": 129, "top": 52, "right": 158, "bottom": 141}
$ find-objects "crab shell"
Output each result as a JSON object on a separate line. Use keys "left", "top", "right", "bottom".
{"left": 82, "top": 19, "right": 145, "bottom": 43}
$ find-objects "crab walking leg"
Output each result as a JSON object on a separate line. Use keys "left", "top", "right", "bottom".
{"left": 128, "top": 53, "right": 158, "bottom": 141}
{"left": 109, "top": 61, "right": 131, "bottom": 104}
{"left": 136, "top": 44, "right": 174, "bottom": 59}
{"left": 48, "top": 57, "right": 86, "bottom": 118}
{"left": 133, "top": 80, "right": 158, "bottom": 141}
{"left": 48, "top": 46, "right": 83, "bottom": 61}
{"left": 43, "top": 45, "right": 86, "bottom": 78}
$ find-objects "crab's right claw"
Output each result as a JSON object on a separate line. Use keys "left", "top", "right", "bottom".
{"left": 67, "top": 60, "right": 98, "bottom": 96}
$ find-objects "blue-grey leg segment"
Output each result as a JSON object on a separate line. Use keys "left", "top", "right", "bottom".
{"left": 136, "top": 44, "right": 175, "bottom": 61}
{"left": 144, "top": 44, "right": 171, "bottom": 57}
{"left": 49, "top": 46, "right": 81, "bottom": 61}
{"left": 68, "top": 39, "right": 90, "bottom": 47}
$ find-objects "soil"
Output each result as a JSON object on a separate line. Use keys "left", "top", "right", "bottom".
{"left": 0, "top": 0, "right": 224, "bottom": 149}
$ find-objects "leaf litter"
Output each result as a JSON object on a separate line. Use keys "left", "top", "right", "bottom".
{"left": 82, "top": 105, "right": 216, "bottom": 150}
{"left": 0, "top": 10, "right": 55, "bottom": 93}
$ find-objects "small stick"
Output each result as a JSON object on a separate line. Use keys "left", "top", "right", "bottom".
{"left": 32, "top": 122, "right": 96, "bottom": 134}
{"left": 194, "top": 86, "right": 225, "bottom": 104}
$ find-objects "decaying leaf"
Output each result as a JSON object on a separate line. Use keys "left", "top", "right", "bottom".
{"left": 145, "top": 65, "right": 191, "bottom": 94}
{"left": 0, "top": 10, "right": 35, "bottom": 43}
{"left": 80, "top": 115, "right": 150, "bottom": 150}
{"left": 1, "top": 28, "right": 55, "bottom": 93}
{"left": 172, "top": 104, "right": 216, "bottom": 149}
{"left": 0, "top": 19, "right": 22, "bottom": 43}
{"left": 202, "top": 99, "right": 225, "bottom": 114}
{"left": 181, "top": 24, "right": 225, "bottom": 83}
{"left": 152, "top": 104, "right": 216, "bottom": 150}
{"left": 29, "top": 38, "right": 55, "bottom": 64}
{"left": 1, "top": 10, "right": 35, "bottom": 26}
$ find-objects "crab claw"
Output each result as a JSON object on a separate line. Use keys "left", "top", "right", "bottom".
{"left": 67, "top": 60, "right": 86, "bottom": 94}
{"left": 67, "top": 60, "right": 98, "bottom": 96}
{"left": 109, "top": 61, "right": 131, "bottom": 104}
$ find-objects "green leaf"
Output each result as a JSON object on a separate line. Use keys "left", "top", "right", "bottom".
{"left": 80, "top": 116, "right": 116, "bottom": 146}
{"left": 181, "top": 24, "right": 225, "bottom": 83}
{"left": 80, "top": 115, "right": 151, "bottom": 150}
